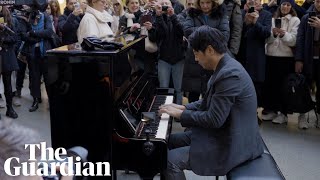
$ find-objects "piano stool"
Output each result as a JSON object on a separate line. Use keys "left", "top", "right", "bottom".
{"left": 216, "top": 140, "right": 285, "bottom": 180}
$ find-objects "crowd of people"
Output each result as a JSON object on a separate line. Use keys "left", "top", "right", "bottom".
{"left": 0, "top": 0, "right": 319, "bottom": 124}
{"left": 1, "top": 0, "right": 320, "bottom": 179}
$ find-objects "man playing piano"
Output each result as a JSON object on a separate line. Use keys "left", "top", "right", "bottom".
{"left": 159, "top": 26, "right": 264, "bottom": 179}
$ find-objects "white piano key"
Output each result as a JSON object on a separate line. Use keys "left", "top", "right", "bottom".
{"left": 155, "top": 96, "right": 173, "bottom": 139}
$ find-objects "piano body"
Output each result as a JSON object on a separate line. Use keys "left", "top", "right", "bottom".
{"left": 113, "top": 70, "right": 174, "bottom": 180}
{"left": 46, "top": 37, "right": 174, "bottom": 180}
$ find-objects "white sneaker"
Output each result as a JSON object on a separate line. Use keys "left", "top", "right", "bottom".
{"left": 272, "top": 113, "right": 288, "bottom": 124}
{"left": 13, "top": 97, "right": 21, "bottom": 107}
{"left": 298, "top": 113, "right": 308, "bottom": 129}
{"left": 261, "top": 111, "right": 277, "bottom": 121}
{"left": 0, "top": 98, "right": 5, "bottom": 108}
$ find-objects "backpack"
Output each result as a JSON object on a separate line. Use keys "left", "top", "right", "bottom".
{"left": 285, "top": 73, "right": 315, "bottom": 114}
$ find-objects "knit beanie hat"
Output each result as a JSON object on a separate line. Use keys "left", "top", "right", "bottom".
{"left": 280, "top": 0, "right": 295, "bottom": 5}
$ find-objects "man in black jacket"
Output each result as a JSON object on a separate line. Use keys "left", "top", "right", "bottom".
{"left": 58, "top": 0, "right": 84, "bottom": 45}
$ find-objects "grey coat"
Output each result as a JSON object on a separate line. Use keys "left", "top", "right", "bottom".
{"left": 181, "top": 54, "right": 264, "bottom": 176}
{"left": 182, "top": 6, "right": 230, "bottom": 93}
{"left": 224, "top": 0, "right": 243, "bottom": 55}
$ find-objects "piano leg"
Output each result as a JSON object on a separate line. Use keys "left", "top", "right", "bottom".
{"left": 112, "top": 170, "right": 117, "bottom": 180}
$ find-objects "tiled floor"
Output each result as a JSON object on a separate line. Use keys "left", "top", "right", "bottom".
{"left": 5, "top": 85, "right": 320, "bottom": 180}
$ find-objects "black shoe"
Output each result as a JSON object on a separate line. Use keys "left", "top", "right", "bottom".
{"left": 29, "top": 99, "right": 39, "bottom": 112}
{"left": 15, "top": 89, "right": 21, "bottom": 97}
{"left": 6, "top": 106, "right": 18, "bottom": 119}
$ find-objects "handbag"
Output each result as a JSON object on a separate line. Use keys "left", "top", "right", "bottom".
{"left": 81, "top": 37, "right": 124, "bottom": 51}
{"left": 145, "top": 35, "right": 158, "bottom": 53}
{"left": 285, "top": 73, "right": 315, "bottom": 113}
{"left": 141, "top": 27, "right": 157, "bottom": 53}
{"left": 50, "top": 33, "right": 62, "bottom": 48}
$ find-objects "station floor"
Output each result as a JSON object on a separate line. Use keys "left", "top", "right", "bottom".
{"left": 5, "top": 84, "right": 320, "bottom": 180}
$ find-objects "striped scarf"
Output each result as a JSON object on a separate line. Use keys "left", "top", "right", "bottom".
{"left": 31, "top": 12, "right": 45, "bottom": 57}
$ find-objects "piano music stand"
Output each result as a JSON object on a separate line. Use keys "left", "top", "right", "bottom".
{"left": 46, "top": 37, "right": 146, "bottom": 180}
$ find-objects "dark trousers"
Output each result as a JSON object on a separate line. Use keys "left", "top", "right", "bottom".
{"left": 263, "top": 56, "right": 295, "bottom": 113}
{"left": 188, "top": 92, "right": 200, "bottom": 103}
{"left": 16, "top": 58, "right": 27, "bottom": 91}
{"left": 254, "top": 82, "right": 264, "bottom": 108}
{"left": 1, "top": 71, "right": 13, "bottom": 105}
{"left": 313, "top": 59, "right": 320, "bottom": 113}
{"left": 28, "top": 47, "right": 49, "bottom": 99}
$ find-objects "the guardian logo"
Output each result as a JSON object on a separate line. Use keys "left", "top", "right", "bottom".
{"left": 4, "top": 142, "right": 111, "bottom": 177}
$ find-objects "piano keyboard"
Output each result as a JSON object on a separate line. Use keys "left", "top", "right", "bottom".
{"left": 148, "top": 95, "right": 174, "bottom": 139}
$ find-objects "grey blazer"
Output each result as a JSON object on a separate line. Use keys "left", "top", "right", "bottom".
{"left": 180, "top": 54, "right": 263, "bottom": 176}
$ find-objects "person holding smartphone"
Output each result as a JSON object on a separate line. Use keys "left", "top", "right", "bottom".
{"left": 263, "top": 0, "right": 301, "bottom": 126}
{"left": 295, "top": 0, "right": 320, "bottom": 129}
{"left": 237, "top": 0, "right": 272, "bottom": 112}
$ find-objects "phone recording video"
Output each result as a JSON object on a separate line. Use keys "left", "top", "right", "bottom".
{"left": 140, "top": 14, "right": 152, "bottom": 25}
{"left": 309, "top": 11, "right": 317, "bottom": 23}
{"left": 275, "top": 18, "right": 281, "bottom": 28}
{"left": 248, "top": 6, "right": 255, "bottom": 13}
{"left": 74, "top": 2, "right": 80, "bottom": 9}
{"left": 162, "top": 5, "right": 169, "bottom": 12}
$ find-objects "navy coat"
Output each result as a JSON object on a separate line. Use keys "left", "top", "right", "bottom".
{"left": 238, "top": 9, "right": 272, "bottom": 83}
{"left": 0, "top": 23, "right": 19, "bottom": 72}
{"left": 295, "top": 7, "right": 315, "bottom": 78}
{"left": 181, "top": 54, "right": 264, "bottom": 176}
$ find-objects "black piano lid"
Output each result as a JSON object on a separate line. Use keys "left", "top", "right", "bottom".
{"left": 45, "top": 36, "right": 146, "bottom": 58}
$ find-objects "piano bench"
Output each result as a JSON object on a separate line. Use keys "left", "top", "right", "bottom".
{"left": 225, "top": 141, "right": 285, "bottom": 180}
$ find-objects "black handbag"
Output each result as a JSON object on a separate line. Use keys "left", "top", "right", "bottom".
{"left": 81, "top": 37, "right": 124, "bottom": 51}
{"left": 285, "top": 73, "right": 315, "bottom": 113}
{"left": 50, "top": 33, "right": 62, "bottom": 48}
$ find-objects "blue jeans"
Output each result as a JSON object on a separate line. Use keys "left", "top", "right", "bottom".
{"left": 158, "top": 60, "right": 184, "bottom": 104}
{"left": 165, "top": 131, "right": 192, "bottom": 180}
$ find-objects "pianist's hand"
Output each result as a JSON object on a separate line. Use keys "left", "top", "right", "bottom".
{"left": 160, "top": 103, "right": 186, "bottom": 110}
{"left": 159, "top": 105, "right": 183, "bottom": 119}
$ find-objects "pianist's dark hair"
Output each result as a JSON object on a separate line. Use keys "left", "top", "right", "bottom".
{"left": 188, "top": 25, "right": 227, "bottom": 54}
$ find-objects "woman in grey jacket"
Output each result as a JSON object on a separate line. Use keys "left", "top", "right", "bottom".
{"left": 182, "top": 0, "right": 230, "bottom": 103}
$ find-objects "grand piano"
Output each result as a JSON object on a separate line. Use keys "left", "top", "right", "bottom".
{"left": 46, "top": 37, "right": 174, "bottom": 180}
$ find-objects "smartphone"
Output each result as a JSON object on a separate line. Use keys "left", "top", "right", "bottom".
{"left": 275, "top": 18, "right": 281, "bottom": 28}
{"left": 140, "top": 14, "right": 152, "bottom": 25}
{"left": 309, "top": 11, "right": 316, "bottom": 18}
{"left": 74, "top": 2, "right": 80, "bottom": 9}
{"left": 248, "top": 6, "right": 255, "bottom": 13}
{"left": 162, "top": 5, "right": 168, "bottom": 12}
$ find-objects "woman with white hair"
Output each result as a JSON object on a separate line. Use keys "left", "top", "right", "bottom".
{"left": 77, "top": 0, "right": 114, "bottom": 43}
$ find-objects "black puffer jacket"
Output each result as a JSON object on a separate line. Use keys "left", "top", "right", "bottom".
{"left": 149, "top": 14, "right": 184, "bottom": 64}
{"left": 182, "top": 6, "right": 230, "bottom": 93}
{"left": 58, "top": 8, "right": 83, "bottom": 45}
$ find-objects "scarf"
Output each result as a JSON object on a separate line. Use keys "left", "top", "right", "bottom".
{"left": 125, "top": 12, "right": 135, "bottom": 27}
{"left": 31, "top": 13, "right": 45, "bottom": 57}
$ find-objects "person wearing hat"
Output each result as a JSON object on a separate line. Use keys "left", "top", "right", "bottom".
{"left": 263, "top": 0, "right": 302, "bottom": 126}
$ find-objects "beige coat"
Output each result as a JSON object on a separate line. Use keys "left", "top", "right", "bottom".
{"left": 266, "top": 14, "right": 300, "bottom": 57}
{"left": 77, "top": 6, "right": 114, "bottom": 43}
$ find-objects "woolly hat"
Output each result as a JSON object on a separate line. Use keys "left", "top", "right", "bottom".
{"left": 280, "top": 0, "right": 295, "bottom": 5}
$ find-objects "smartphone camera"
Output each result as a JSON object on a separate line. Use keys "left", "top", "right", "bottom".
{"left": 248, "top": 6, "right": 255, "bottom": 13}
{"left": 308, "top": 11, "right": 316, "bottom": 23}
{"left": 162, "top": 5, "right": 168, "bottom": 12}
{"left": 275, "top": 18, "right": 281, "bottom": 28}
{"left": 74, "top": 2, "right": 80, "bottom": 9}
